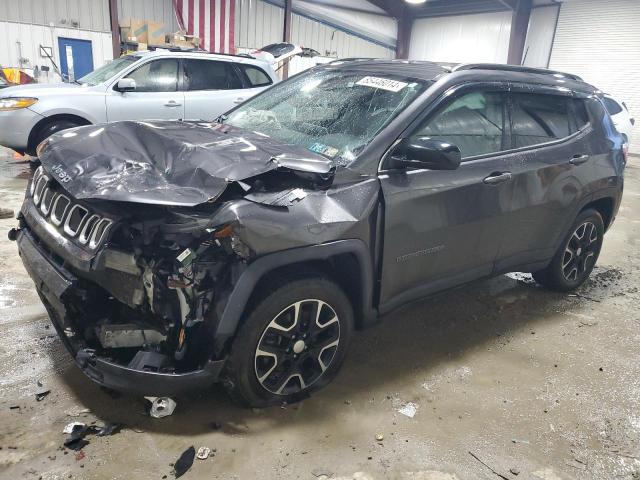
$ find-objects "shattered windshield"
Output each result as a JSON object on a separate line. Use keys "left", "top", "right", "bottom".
{"left": 77, "top": 55, "right": 140, "bottom": 86}
{"left": 224, "top": 70, "right": 428, "bottom": 166}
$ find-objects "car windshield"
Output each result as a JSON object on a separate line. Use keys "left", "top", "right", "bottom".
{"left": 77, "top": 55, "right": 140, "bottom": 86}
{"left": 224, "top": 69, "right": 428, "bottom": 166}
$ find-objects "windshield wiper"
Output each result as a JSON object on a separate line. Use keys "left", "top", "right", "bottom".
{"left": 215, "top": 114, "right": 228, "bottom": 124}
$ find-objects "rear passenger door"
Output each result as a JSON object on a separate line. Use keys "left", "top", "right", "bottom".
{"left": 494, "top": 87, "right": 593, "bottom": 272}
{"left": 182, "top": 58, "right": 246, "bottom": 120}
{"left": 182, "top": 59, "right": 273, "bottom": 120}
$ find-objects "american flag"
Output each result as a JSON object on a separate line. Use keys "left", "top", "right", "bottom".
{"left": 173, "top": 0, "right": 235, "bottom": 54}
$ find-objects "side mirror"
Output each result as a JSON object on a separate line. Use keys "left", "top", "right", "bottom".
{"left": 115, "top": 78, "right": 136, "bottom": 93}
{"left": 388, "top": 137, "right": 462, "bottom": 171}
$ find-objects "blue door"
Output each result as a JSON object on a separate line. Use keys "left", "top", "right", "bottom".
{"left": 58, "top": 37, "right": 94, "bottom": 82}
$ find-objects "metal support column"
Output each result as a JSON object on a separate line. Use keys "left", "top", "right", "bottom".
{"left": 507, "top": 0, "right": 532, "bottom": 65}
{"left": 108, "top": 0, "right": 120, "bottom": 59}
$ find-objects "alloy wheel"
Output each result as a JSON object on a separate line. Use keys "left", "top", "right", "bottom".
{"left": 254, "top": 299, "right": 340, "bottom": 395}
{"left": 562, "top": 221, "right": 599, "bottom": 281}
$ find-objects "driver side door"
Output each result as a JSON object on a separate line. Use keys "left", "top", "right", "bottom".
{"left": 378, "top": 85, "right": 515, "bottom": 311}
{"left": 106, "top": 58, "right": 185, "bottom": 122}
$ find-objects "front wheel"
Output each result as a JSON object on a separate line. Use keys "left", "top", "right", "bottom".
{"left": 533, "top": 209, "right": 604, "bottom": 291}
{"left": 222, "top": 276, "right": 353, "bottom": 408}
{"left": 28, "top": 119, "right": 83, "bottom": 156}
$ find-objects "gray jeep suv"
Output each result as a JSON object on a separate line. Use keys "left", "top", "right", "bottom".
{"left": 11, "top": 60, "right": 626, "bottom": 407}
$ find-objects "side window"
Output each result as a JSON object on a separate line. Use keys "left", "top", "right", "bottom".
{"left": 125, "top": 59, "right": 179, "bottom": 92}
{"left": 602, "top": 97, "right": 623, "bottom": 115}
{"left": 183, "top": 59, "right": 243, "bottom": 91}
{"left": 510, "top": 93, "right": 571, "bottom": 148}
{"left": 415, "top": 91, "right": 505, "bottom": 159}
{"left": 571, "top": 98, "right": 590, "bottom": 132}
{"left": 238, "top": 64, "right": 273, "bottom": 88}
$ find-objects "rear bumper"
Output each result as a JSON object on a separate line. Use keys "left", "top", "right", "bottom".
{"left": 17, "top": 228, "right": 225, "bottom": 396}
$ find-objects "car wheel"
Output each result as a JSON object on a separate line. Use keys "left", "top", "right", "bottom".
{"left": 533, "top": 209, "right": 604, "bottom": 292}
{"left": 28, "top": 119, "right": 83, "bottom": 156}
{"left": 223, "top": 275, "right": 353, "bottom": 408}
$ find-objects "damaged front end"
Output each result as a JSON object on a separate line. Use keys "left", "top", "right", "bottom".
{"left": 13, "top": 121, "right": 342, "bottom": 395}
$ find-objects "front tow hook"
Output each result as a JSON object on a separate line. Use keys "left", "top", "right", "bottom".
{"left": 8, "top": 227, "right": 20, "bottom": 241}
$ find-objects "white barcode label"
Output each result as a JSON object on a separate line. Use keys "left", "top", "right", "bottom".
{"left": 355, "top": 76, "right": 408, "bottom": 92}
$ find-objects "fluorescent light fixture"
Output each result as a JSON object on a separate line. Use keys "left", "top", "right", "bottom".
{"left": 405, "top": 0, "right": 427, "bottom": 4}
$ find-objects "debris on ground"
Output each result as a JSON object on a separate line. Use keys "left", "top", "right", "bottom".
{"left": 311, "top": 467, "right": 333, "bottom": 478}
{"left": 196, "top": 446, "right": 211, "bottom": 460}
{"left": 397, "top": 402, "right": 418, "bottom": 418}
{"left": 61, "top": 421, "right": 120, "bottom": 451}
{"left": 35, "top": 380, "right": 50, "bottom": 401}
{"left": 97, "top": 422, "right": 121, "bottom": 437}
{"left": 65, "top": 406, "right": 91, "bottom": 417}
{"left": 64, "top": 424, "right": 91, "bottom": 451}
{"left": 375, "top": 433, "right": 384, "bottom": 442}
{"left": 145, "top": 396, "right": 177, "bottom": 418}
{"left": 174, "top": 446, "right": 196, "bottom": 478}
{"left": 468, "top": 451, "right": 510, "bottom": 480}
{"left": 63, "top": 422, "right": 86, "bottom": 434}
{"left": 75, "top": 450, "right": 85, "bottom": 462}
{"left": 510, "top": 467, "right": 521, "bottom": 475}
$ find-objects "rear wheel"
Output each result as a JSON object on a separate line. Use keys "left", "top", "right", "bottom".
{"left": 223, "top": 276, "right": 353, "bottom": 408}
{"left": 533, "top": 209, "right": 604, "bottom": 291}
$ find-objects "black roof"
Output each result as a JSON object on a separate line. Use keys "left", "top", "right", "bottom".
{"left": 322, "top": 58, "right": 594, "bottom": 92}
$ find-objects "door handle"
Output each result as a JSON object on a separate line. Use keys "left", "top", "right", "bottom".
{"left": 483, "top": 172, "right": 512, "bottom": 185}
{"left": 164, "top": 101, "right": 182, "bottom": 107}
{"left": 233, "top": 97, "right": 246, "bottom": 104}
{"left": 569, "top": 154, "right": 589, "bottom": 165}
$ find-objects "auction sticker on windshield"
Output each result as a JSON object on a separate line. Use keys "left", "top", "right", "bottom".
{"left": 356, "top": 76, "right": 408, "bottom": 92}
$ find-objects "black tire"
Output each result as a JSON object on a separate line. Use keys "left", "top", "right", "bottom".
{"left": 533, "top": 209, "right": 604, "bottom": 292}
{"left": 28, "top": 119, "right": 83, "bottom": 156}
{"left": 222, "top": 275, "right": 354, "bottom": 408}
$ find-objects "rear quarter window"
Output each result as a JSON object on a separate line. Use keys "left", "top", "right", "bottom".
{"left": 239, "top": 64, "right": 273, "bottom": 88}
{"left": 602, "top": 97, "right": 623, "bottom": 115}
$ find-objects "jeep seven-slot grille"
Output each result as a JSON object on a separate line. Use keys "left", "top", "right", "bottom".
{"left": 30, "top": 166, "right": 113, "bottom": 250}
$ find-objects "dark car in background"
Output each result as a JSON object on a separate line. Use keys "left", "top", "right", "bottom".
{"left": 12, "top": 60, "right": 625, "bottom": 407}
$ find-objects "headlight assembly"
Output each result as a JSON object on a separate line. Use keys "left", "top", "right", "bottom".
{"left": 0, "top": 97, "right": 38, "bottom": 111}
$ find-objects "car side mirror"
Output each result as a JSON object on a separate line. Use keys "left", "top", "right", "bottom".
{"left": 388, "top": 137, "right": 462, "bottom": 171}
{"left": 116, "top": 78, "right": 136, "bottom": 93}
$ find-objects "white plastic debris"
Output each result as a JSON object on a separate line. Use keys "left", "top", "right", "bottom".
{"left": 63, "top": 422, "right": 86, "bottom": 434}
{"left": 144, "top": 396, "right": 177, "bottom": 418}
{"left": 196, "top": 446, "right": 211, "bottom": 460}
{"left": 397, "top": 402, "right": 418, "bottom": 418}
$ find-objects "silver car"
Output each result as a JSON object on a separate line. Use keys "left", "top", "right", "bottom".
{"left": 0, "top": 50, "right": 279, "bottom": 155}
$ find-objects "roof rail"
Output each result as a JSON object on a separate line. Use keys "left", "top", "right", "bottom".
{"left": 452, "top": 63, "right": 583, "bottom": 81}
{"left": 327, "top": 57, "right": 374, "bottom": 64}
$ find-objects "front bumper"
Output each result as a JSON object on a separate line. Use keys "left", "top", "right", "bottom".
{"left": 0, "top": 107, "right": 43, "bottom": 151}
{"left": 16, "top": 228, "right": 225, "bottom": 395}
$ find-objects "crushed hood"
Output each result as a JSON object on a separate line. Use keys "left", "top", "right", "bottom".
{"left": 38, "top": 120, "right": 334, "bottom": 207}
